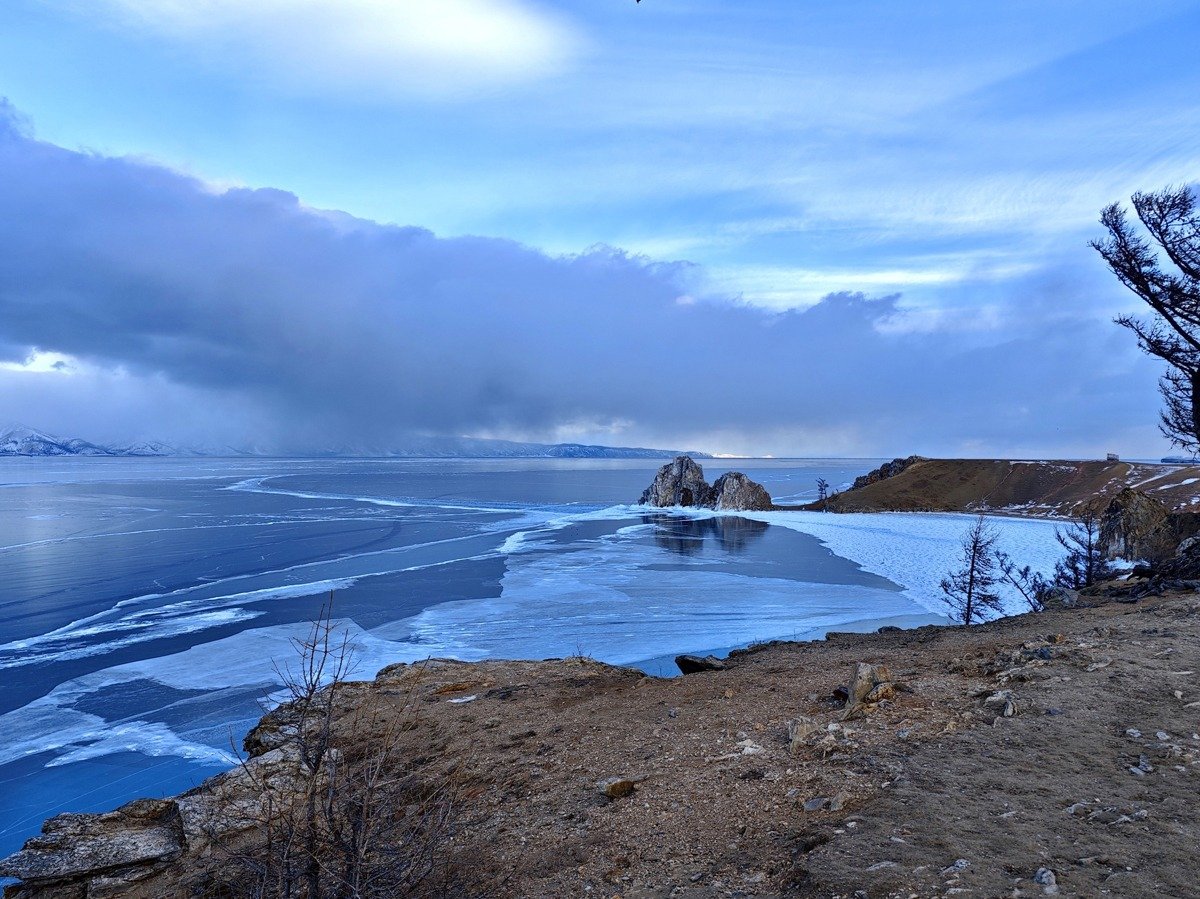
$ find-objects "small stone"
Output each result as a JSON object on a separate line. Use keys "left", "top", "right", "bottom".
{"left": 1002, "top": 700, "right": 1016, "bottom": 717}
{"left": 1126, "top": 728, "right": 1142, "bottom": 738}
{"left": 829, "top": 792, "right": 849, "bottom": 811}
{"left": 787, "top": 716, "right": 820, "bottom": 751}
{"left": 1034, "top": 867, "right": 1059, "bottom": 894}
{"left": 940, "top": 858, "right": 970, "bottom": 876}
{"left": 598, "top": 777, "right": 637, "bottom": 799}
{"left": 1128, "top": 766, "right": 1145, "bottom": 777}
{"left": 668, "top": 707, "right": 678, "bottom": 719}
{"left": 802, "top": 797, "right": 830, "bottom": 812}
{"left": 1156, "top": 730, "right": 1169, "bottom": 740}
{"left": 867, "top": 861, "right": 899, "bottom": 871}
{"left": 864, "top": 682, "right": 896, "bottom": 704}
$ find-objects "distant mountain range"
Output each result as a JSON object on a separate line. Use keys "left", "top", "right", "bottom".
{"left": 0, "top": 425, "right": 709, "bottom": 460}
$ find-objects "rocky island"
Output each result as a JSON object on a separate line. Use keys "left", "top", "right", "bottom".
{"left": 638, "top": 456, "right": 773, "bottom": 511}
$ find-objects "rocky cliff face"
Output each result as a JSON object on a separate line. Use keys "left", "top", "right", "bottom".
{"left": 1099, "top": 488, "right": 1173, "bottom": 562}
{"left": 638, "top": 456, "right": 772, "bottom": 511}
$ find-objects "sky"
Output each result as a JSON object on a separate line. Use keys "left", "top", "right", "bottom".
{"left": 0, "top": 0, "right": 1198, "bottom": 457}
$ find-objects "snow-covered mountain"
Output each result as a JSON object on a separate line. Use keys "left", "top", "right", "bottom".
{"left": 0, "top": 425, "right": 709, "bottom": 460}
{"left": 0, "top": 425, "right": 123, "bottom": 457}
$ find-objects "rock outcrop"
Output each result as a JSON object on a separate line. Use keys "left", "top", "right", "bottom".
{"left": 638, "top": 455, "right": 715, "bottom": 507}
{"left": 1099, "top": 488, "right": 1174, "bottom": 562}
{"left": 0, "top": 798, "right": 184, "bottom": 893}
{"left": 711, "top": 472, "right": 773, "bottom": 512}
{"left": 850, "top": 455, "right": 925, "bottom": 491}
{"left": 638, "top": 456, "right": 772, "bottom": 511}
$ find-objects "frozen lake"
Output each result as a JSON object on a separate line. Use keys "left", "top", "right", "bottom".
{"left": 0, "top": 457, "right": 1064, "bottom": 859}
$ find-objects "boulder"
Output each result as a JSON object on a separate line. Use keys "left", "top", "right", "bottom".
{"left": 711, "top": 472, "right": 773, "bottom": 511}
{"left": 1040, "top": 586, "right": 1079, "bottom": 609}
{"left": 675, "top": 654, "right": 726, "bottom": 674}
{"left": 842, "top": 662, "right": 893, "bottom": 718}
{"left": 639, "top": 456, "right": 715, "bottom": 508}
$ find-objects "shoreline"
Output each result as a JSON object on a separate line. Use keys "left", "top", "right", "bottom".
{"left": 7, "top": 588, "right": 1198, "bottom": 897}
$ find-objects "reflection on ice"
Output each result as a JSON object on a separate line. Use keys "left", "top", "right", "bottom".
{"left": 646, "top": 513, "right": 769, "bottom": 555}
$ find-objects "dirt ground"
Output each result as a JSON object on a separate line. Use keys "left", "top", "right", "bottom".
{"left": 9, "top": 591, "right": 1200, "bottom": 899}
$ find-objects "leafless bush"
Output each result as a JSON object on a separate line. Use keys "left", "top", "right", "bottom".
{"left": 194, "top": 595, "right": 498, "bottom": 898}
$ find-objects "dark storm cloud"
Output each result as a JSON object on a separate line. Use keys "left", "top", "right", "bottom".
{"left": 0, "top": 103, "right": 1165, "bottom": 455}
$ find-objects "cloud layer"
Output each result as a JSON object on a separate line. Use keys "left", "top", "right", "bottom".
{"left": 67, "top": 0, "right": 578, "bottom": 97}
{"left": 0, "top": 105, "right": 1168, "bottom": 456}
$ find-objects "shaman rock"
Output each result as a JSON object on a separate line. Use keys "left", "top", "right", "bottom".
{"left": 638, "top": 456, "right": 772, "bottom": 511}
{"left": 639, "top": 456, "right": 715, "bottom": 508}
{"left": 711, "top": 472, "right": 773, "bottom": 511}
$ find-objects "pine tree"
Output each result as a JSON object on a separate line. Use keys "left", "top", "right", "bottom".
{"left": 940, "top": 515, "right": 1004, "bottom": 625}
{"left": 1092, "top": 186, "right": 1200, "bottom": 451}
{"left": 1052, "top": 510, "right": 1115, "bottom": 590}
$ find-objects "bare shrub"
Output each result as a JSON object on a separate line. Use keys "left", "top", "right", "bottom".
{"left": 195, "top": 595, "right": 498, "bottom": 898}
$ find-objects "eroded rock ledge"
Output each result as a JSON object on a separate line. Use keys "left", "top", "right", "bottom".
{"left": 638, "top": 456, "right": 772, "bottom": 511}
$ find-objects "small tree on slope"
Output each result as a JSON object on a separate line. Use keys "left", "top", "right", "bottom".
{"left": 941, "top": 515, "right": 1004, "bottom": 625}
{"left": 1052, "top": 509, "right": 1115, "bottom": 590}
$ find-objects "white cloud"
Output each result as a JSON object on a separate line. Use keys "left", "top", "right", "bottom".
{"left": 70, "top": 0, "right": 580, "bottom": 97}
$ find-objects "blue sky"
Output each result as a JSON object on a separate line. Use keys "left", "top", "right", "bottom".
{"left": 0, "top": 1, "right": 1198, "bottom": 456}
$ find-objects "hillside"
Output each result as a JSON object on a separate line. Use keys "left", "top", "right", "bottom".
{"left": 4, "top": 589, "right": 1199, "bottom": 898}
{"left": 814, "top": 457, "right": 1200, "bottom": 516}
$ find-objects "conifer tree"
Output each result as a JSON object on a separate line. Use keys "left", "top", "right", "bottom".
{"left": 940, "top": 515, "right": 1004, "bottom": 625}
